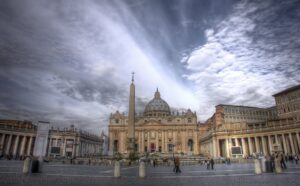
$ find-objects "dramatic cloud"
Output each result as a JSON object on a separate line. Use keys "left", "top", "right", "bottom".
{"left": 184, "top": 0, "right": 300, "bottom": 119}
{"left": 0, "top": 0, "right": 299, "bottom": 132}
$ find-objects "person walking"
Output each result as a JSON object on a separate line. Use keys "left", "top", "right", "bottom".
{"left": 174, "top": 156, "right": 181, "bottom": 173}
{"left": 206, "top": 159, "right": 210, "bottom": 170}
{"left": 210, "top": 158, "right": 215, "bottom": 170}
{"left": 173, "top": 157, "right": 176, "bottom": 172}
{"left": 153, "top": 159, "right": 156, "bottom": 167}
{"left": 270, "top": 154, "right": 275, "bottom": 172}
{"left": 295, "top": 155, "right": 299, "bottom": 164}
{"left": 280, "top": 153, "right": 287, "bottom": 169}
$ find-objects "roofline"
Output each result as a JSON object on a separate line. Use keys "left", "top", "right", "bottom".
{"left": 272, "top": 84, "right": 300, "bottom": 97}
{"left": 216, "top": 104, "right": 267, "bottom": 110}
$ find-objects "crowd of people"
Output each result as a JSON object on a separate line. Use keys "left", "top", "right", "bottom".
{"left": 0, "top": 153, "right": 29, "bottom": 160}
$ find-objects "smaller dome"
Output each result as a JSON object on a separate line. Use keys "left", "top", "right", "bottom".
{"left": 144, "top": 89, "right": 170, "bottom": 117}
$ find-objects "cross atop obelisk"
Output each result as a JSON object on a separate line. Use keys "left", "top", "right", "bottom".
{"left": 128, "top": 72, "right": 135, "bottom": 153}
{"left": 131, "top": 72, "right": 134, "bottom": 82}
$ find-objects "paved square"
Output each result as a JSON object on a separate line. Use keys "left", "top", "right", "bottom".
{"left": 0, "top": 160, "right": 300, "bottom": 186}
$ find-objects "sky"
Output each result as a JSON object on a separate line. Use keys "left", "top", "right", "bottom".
{"left": 0, "top": 0, "right": 299, "bottom": 134}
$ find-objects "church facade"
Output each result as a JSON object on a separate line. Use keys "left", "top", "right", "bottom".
{"left": 108, "top": 77, "right": 200, "bottom": 155}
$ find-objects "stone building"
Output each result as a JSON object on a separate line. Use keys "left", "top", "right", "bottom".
{"left": 0, "top": 120, "right": 104, "bottom": 159}
{"left": 200, "top": 85, "right": 300, "bottom": 158}
{"left": 108, "top": 78, "right": 200, "bottom": 155}
{"left": 273, "top": 84, "right": 300, "bottom": 119}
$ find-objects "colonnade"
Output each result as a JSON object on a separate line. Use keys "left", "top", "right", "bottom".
{"left": 47, "top": 137, "right": 101, "bottom": 157}
{"left": 79, "top": 141, "right": 101, "bottom": 157}
{"left": 0, "top": 132, "right": 34, "bottom": 158}
{"left": 214, "top": 132, "right": 300, "bottom": 158}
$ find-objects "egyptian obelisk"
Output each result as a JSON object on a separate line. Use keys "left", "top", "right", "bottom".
{"left": 128, "top": 72, "right": 135, "bottom": 153}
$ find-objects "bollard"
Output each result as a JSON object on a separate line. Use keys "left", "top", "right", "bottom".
{"left": 38, "top": 156, "right": 43, "bottom": 173}
{"left": 260, "top": 157, "right": 266, "bottom": 173}
{"left": 23, "top": 157, "right": 31, "bottom": 175}
{"left": 114, "top": 161, "right": 120, "bottom": 178}
{"left": 139, "top": 161, "right": 146, "bottom": 178}
{"left": 254, "top": 159, "right": 262, "bottom": 175}
{"left": 274, "top": 158, "right": 282, "bottom": 174}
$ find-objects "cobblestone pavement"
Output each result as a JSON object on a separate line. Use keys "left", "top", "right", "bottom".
{"left": 0, "top": 160, "right": 300, "bottom": 186}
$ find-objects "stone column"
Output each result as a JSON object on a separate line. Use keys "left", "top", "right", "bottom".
{"left": 212, "top": 136, "right": 217, "bottom": 158}
{"left": 181, "top": 132, "right": 187, "bottom": 154}
{"left": 296, "top": 132, "right": 300, "bottom": 153}
{"left": 85, "top": 143, "right": 87, "bottom": 155}
{"left": 76, "top": 140, "right": 80, "bottom": 157}
{"left": 47, "top": 138, "right": 52, "bottom": 157}
{"left": 156, "top": 131, "right": 159, "bottom": 152}
{"left": 0, "top": 134, "right": 6, "bottom": 156}
{"left": 248, "top": 137, "right": 253, "bottom": 155}
{"left": 228, "top": 137, "right": 232, "bottom": 157}
{"left": 225, "top": 137, "right": 230, "bottom": 158}
{"left": 79, "top": 142, "right": 82, "bottom": 156}
{"left": 242, "top": 138, "right": 247, "bottom": 157}
{"left": 119, "top": 132, "right": 123, "bottom": 153}
{"left": 261, "top": 136, "right": 267, "bottom": 156}
{"left": 5, "top": 134, "right": 12, "bottom": 155}
{"left": 234, "top": 138, "right": 238, "bottom": 147}
{"left": 141, "top": 131, "right": 145, "bottom": 153}
{"left": 255, "top": 136, "right": 260, "bottom": 153}
{"left": 275, "top": 134, "right": 279, "bottom": 144}
{"left": 268, "top": 135, "right": 273, "bottom": 155}
{"left": 161, "top": 130, "right": 165, "bottom": 153}
{"left": 0, "top": 134, "right": 5, "bottom": 146}
{"left": 183, "top": 132, "right": 187, "bottom": 153}
{"left": 62, "top": 138, "right": 66, "bottom": 157}
{"left": 147, "top": 131, "right": 150, "bottom": 152}
{"left": 72, "top": 139, "right": 76, "bottom": 157}
{"left": 193, "top": 132, "right": 198, "bottom": 155}
{"left": 216, "top": 138, "right": 220, "bottom": 157}
{"left": 19, "top": 136, "right": 26, "bottom": 156}
{"left": 138, "top": 131, "right": 141, "bottom": 152}
{"left": 289, "top": 133, "right": 295, "bottom": 155}
{"left": 13, "top": 135, "right": 20, "bottom": 157}
{"left": 173, "top": 131, "right": 176, "bottom": 152}
{"left": 27, "top": 136, "right": 33, "bottom": 155}
{"left": 109, "top": 132, "right": 114, "bottom": 155}
{"left": 282, "top": 134, "right": 288, "bottom": 154}
{"left": 165, "top": 131, "right": 169, "bottom": 153}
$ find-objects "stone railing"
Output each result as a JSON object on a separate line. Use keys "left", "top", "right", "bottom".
{"left": 200, "top": 119, "right": 300, "bottom": 141}
{"left": 0, "top": 124, "right": 36, "bottom": 133}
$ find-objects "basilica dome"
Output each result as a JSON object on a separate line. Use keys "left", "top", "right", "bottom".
{"left": 144, "top": 89, "right": 171, "bottom": 117}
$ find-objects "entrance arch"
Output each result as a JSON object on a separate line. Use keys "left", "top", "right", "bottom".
{"left": 188, "top": 139, "right": 193, "bottom": 151}
{"left": 113, "top": 140, "right": 118, "bottom": 152}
